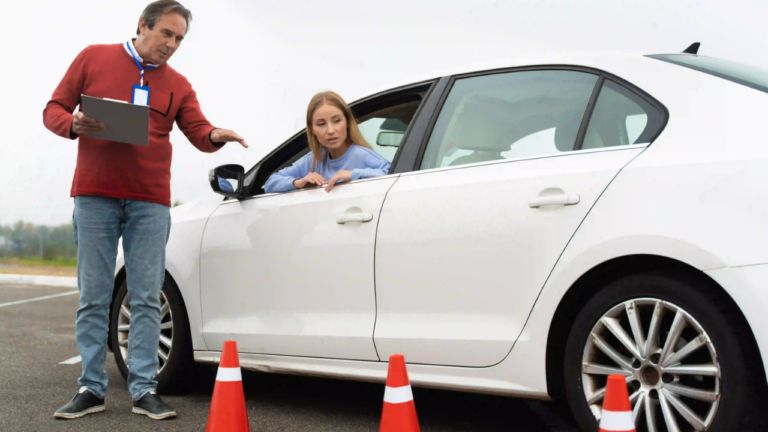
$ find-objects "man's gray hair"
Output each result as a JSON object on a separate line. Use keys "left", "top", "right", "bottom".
{"left": 136, "top": 0, "right": 192, "bottom": 35}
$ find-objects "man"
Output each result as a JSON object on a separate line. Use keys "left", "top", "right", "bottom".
{"left": 43, "top": 0, "right": 247, "bottom": 420}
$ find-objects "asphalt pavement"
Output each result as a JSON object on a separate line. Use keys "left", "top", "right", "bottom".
{"left": 0, "top": 283, "right": 580, "bottom": 431}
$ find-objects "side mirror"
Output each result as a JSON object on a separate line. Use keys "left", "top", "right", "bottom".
{"left": 209, "top": 164, "right": 245, "bottom": 199}
{"left": 376, "top": 131, "right": 404, "bottom": 147}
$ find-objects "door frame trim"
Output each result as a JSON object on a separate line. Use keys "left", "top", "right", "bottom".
{"left": 400, "top": 143, "right": 649, "bottom": 179}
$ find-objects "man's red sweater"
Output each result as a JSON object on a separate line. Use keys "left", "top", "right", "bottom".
{"left": 43, "top": 43, "right": 224, "bottom": 207}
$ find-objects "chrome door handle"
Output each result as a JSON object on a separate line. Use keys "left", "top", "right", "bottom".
{"left": 337, "top": 213, "right": 374, "bottom": 224}
{"left": 528, "top": 194, "right": 580, "bottom": 208}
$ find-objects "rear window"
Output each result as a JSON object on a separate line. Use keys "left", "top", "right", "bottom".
{"left": 647, "top": 54, "right": 768, "bottom": 94}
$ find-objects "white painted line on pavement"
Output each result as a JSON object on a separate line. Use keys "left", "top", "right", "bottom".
{"left": 0, "top": 274, "right": 78, "bottom": 288}
{"left": 0, "top": 291, "right": 79, "bottom": 308}
{"left": 59, "top": 355, "right": 82, "bottom": 365}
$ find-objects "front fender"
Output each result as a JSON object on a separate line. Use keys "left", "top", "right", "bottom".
{"left": 112, "top": 196, "right": 224, "bottom": 351}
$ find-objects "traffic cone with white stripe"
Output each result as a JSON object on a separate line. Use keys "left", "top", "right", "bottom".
{"left": 205, "top": 340, "right": 250, "bottom": 432}
{"left": 380, "top": 354, "right": 420, "bottom": 432}
{"left": 599, "top": 374, "right": 636, "bottom": 432}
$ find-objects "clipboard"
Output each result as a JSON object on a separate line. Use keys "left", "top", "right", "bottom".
{"left": 80, "top": 95, "right": 150, "bottom": 146}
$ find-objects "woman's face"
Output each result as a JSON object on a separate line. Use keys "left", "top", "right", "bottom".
{"left": 312, "top": 103, "right": 348, "bottom": 151}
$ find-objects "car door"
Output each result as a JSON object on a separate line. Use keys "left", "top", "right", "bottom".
{"left": 199, "top": 84, "right": 432, "bottom": 360}
{"left": 200, "top": 176, "right": 396, "bottom": 360}
{"left": 373, "top": 69, "right": 667, "bottom": 367}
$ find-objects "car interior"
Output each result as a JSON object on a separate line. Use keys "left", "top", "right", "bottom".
{"left": 441, "top": 94, "right": 590, "bottom": 167}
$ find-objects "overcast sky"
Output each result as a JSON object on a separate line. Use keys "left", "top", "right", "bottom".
{"left": 2, "top": 0, "right": 766, "bottom": 225}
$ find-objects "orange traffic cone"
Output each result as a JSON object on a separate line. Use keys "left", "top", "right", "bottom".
{"left": 599, "top": 374, "right": 636, "bottom": 432}
{"left": 206, "top": 341, "right": 250, "bottom": 432}
{"left": 380, "top": 354, "right": 420, "bottom": 432}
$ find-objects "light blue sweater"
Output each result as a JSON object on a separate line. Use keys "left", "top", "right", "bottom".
{"left": 264, "top": 144, "right": 391, "bottom": 193}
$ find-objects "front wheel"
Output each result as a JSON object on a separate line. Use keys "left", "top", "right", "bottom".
{"left": 109, "top": 276, "right": 194, "bottom": 393}
{"left": 563, "top": 273, "right": 765, "bottom": 432}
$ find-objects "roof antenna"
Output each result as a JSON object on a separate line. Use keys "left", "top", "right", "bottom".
{"left": 683, "top": 42, "right": 700, "bottom": 54}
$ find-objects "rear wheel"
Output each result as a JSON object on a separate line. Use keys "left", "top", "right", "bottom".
{"left": 564, "top": 273, "right": 765, "bottom": 432}
{"left": 109, "top": 276, "right": 194, "bottom": 393}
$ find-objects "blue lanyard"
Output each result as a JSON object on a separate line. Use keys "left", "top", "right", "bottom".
{"left": 126, "top": 42, "right": 156, "bottom": 87}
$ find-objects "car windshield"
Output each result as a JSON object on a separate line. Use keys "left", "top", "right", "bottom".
{"left": 647, "top": 54, "right": 768, "bottom": 95}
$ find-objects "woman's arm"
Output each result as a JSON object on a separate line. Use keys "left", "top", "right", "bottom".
{"left": 325, "top": 151, "right": 393, "bottom": 192}
{"left": 264, "top": 153, "right": 313, "bottom": 193}
{"left": 351, "top": 154, "right": 392, "bottom": 180}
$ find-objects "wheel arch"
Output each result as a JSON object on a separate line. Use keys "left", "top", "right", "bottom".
{"left": 544, "top": 254, "right": 766, "bottom": 399}
{"left": 107, "top": 266, "right": 189, "bottom": 352}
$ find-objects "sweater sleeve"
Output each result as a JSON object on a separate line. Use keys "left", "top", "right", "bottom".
{"left": 264, "top": 153, "right": 313, "bottom": 193}
{"left": 351, "top": 153, "right": 392, "bottom": 181}
{"left": 176, "top": 88, "right": 220, "bottom": 153}
{"left": 43, "top": 46, "right": 90, "bottom": 139}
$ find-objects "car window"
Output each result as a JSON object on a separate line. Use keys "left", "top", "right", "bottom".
{"left": 357, "top": 101, "right": 421, "bottom": 163}
{"left": 247, "top": 91, "right": 426, "bottom": 197}
{"left": 581, "top": 80, "right": 665, "bottom": 149}
{"left": 274, "top": 100, "right": 421, "bottom": 171}
{"left": 420, "top": 70, "right": 599, "bottom": 170}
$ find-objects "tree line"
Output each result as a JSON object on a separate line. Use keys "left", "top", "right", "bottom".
{"left": 0, "top": 222, "right": 77, "bottom": 262}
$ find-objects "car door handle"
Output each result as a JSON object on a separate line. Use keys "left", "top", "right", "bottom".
{"left": 528, "top": 194, "right": 580, "bottom": 208}
{"left": 337, "top": 213, "right": 374, "bottom": 224}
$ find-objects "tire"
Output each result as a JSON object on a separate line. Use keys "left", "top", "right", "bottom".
{"left": 563, "top": 272, "right": 765, "bottom": 432}
{"left": 109, "top": 276, "right": 195, "bottom": 393}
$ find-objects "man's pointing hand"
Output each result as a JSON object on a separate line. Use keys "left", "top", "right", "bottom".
{"left": 211, "top": 128, "right": 248, "bottom": 148}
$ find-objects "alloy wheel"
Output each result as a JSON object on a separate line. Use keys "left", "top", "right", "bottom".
{"left": 581, "top": 298, "right": 721, "bottom": 432}
{"left": 116, "top": 291, "right": 174, "bottom": 376}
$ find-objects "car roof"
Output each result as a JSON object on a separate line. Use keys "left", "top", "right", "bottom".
{"left": 356, "top": 51, "right": 656, "bottom": 101}
{"left": 434, "top": 50, "right": 649, "bottom": 77}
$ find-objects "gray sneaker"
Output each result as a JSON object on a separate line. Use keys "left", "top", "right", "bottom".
{"left": 54, "top": 387, "right": 105, "bottom": 419}
{"left": 132, "top": 391, "right": 177, "bottom": 420}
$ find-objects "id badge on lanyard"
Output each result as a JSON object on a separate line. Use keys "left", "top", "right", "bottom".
{"left": 132, "top": 84, "right": 150, "bottom": 106}
{"left": 127, "top": 41, "right": 155, "bottom": 106}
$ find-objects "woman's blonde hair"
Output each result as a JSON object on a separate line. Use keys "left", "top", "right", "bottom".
{"left": 306, "top": 91, "right": 372, "bottom": 172}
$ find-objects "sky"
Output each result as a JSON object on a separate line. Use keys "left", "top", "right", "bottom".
{"left": 2, "top": 0, "right": 767, "bottom": 225}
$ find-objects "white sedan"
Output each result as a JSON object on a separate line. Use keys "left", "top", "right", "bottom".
{"left": 110, "top": 45, "right": 768, "bottom": 432}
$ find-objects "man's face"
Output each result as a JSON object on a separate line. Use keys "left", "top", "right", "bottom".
{"left": 138, "top": 13, "right": 187, "bottom": 65}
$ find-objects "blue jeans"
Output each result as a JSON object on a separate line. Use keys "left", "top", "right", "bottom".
{"left": 73, "top": 196, "right": 170, "bottom": 400}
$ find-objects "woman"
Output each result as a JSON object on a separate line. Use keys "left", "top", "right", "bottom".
{"left": 265, "top": 91, "right": 391, "bottom": 193}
